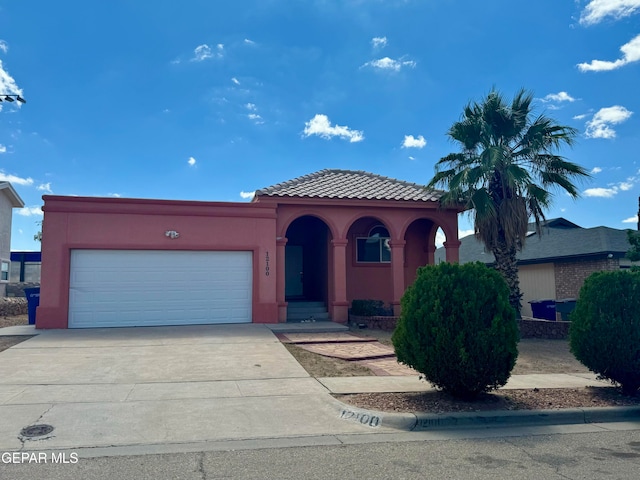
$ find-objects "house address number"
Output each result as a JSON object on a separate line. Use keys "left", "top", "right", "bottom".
{"left": 265, "top": 251, "right": 270, "bottom": 276}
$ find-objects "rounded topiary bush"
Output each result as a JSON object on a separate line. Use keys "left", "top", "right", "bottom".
{"left": 392, "top": 262, "right": 518, "bottom": 399}
{"left": 569, "top": 270, "right": 640, "bottom": 395}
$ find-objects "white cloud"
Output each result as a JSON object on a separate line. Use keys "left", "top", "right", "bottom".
{"left": 17, "top": 206, "right": 43, "bottom": 217}
{"left": 188, "top": 156, "right": 196, "bottom": 166}
{"left": 192, "top": 44, "right": 213, "bottom": 62}
{"left": 591, "top": 167, "right": 603, "bottom": 173}
{"left": 36, "top": 182, "right": 52, "bottom": 193}
{"left": 0, "top": 40, "right": 7, "bottom": 53}
{"left": 619, "top": 181, "right": 634, "bottom": 190}
{"left": 573, "top": 114, "right": 588, "bottom": 120}
{"left": 408, "top": 156, "right": 415, "bottom": 161}
{"left": 542, "top": 91, "right": 576, "bottom": 103}
{"left": 623, "top": 215, "right": 639, "bottom": 223}
{"left": 245, "top": 103, "right": 257, "bottom": 111}
{"left": 248, "top": 113, "right": 264, "bottom": 124}
{"left": 580, "top": 0, "right": 640, "bottom": 25}
{"left": 578, "top": 33, "right": 640, "bottom": 72}
{"left": 231, "top": 77, "right": 240, "bottom": 85}
{"left": 191, "top": 43, "right": 223, "bottom": 62}
{"left": 402, "top": 134, "right": 427, "bottom": 149}
{"left": 303, "top": 114, "right": 364, "bottom": 143}
{"left": 585, "top": 105, "right": 633, "bottom": 138}
{"left": 584, "top": 187, "right": 619, "bottom": 197}
{"left": 371, "top": 36, "right": 387, "bottom": 48}
{"left": 244, "top": 38, "right": 255, "bottom": 45}
{"left": 239, "top": 191, "right": 255, "bottom": 199}
{"left": 0, "top": 171, "right": 33, "bottom": 186}
{"left": 0, "top": 59, "right": 23, "bottom": 100}
{"left": 362, "top": 57, "right": 416, "bottom": 72}
{"left": 0, "top": 144, "right": 5, "bottom": 153}
{"left": 108, "top": 193, "right": 121, "bottom": 198}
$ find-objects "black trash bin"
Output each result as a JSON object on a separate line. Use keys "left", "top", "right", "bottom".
{"left": 529, "top": 299, "right": 556, "bottom": 320}
{"left": 24, "top": 287, "right": 40, "bottom": 325}
{"left": 555, "top": 298, "right": 577, "bottom": 321}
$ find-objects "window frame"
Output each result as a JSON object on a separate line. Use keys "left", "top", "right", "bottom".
{"left": 355, "top": 225, "right": 391, "bottom": 264}
{"left": 1, "top": 260, "right": 9, "bottom": 282}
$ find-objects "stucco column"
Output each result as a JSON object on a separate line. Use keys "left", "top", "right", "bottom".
{"left": 444, "top": 240, "right": 461, "bottom": 263}
{"left": 276, "top": 237, "right": 288, "bottom": 322}
{"left": 390, "top": 240, "right": 406, "bottom": 316}
{"left": 330, "top": 238, "right": 349, "bottom": 323}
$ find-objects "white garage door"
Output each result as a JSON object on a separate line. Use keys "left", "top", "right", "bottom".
{"left": 69, "top": 250, "right": 252, "bottom": 328}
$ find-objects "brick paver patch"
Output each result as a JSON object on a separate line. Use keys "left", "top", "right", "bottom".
{"left": 297, "top": 341, "right": 395, "bottom": 360}
{"left": 276, "top": 333, "right": 376, "bottom": 344}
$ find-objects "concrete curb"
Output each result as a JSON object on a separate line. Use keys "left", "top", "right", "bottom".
{"left": 411, "top": 406, "right": 640, "bottom": 430}
{"left": 330, "top": 396, "right": 640, "bottom": 432}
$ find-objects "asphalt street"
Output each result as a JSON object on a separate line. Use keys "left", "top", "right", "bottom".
{"left": 3, "top": 426, "right": 640, "bottom": 480}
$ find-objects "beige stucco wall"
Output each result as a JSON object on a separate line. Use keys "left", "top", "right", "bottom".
{"left": 518, "top": 263, "right": 556, "bottom": 317}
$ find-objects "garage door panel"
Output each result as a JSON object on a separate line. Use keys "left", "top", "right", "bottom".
{"left": 69, "top": 250, "right": 252, "bottom": 328}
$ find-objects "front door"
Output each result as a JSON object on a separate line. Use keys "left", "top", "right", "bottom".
{"left": 285, "top": 245, "right": 304, "bottom": 298}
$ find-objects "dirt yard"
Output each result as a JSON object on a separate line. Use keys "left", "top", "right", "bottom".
{"left": 285, "top": 327, "right": 640, "bottom": 412}
{"left": 0, "top": 313, "right": 28, "bottom": 329}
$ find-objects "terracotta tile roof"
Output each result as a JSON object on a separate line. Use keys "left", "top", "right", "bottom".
{"left": 255, "top": 169, "right": 443, "bottom": 202}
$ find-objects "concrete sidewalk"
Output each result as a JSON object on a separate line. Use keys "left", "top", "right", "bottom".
{"left": 318, "top": 372, "right": 611, "bottom": 394}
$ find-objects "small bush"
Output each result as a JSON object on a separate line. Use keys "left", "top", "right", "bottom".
{"left": 392, "top": 262, "right": 518, "bottom": 399}
{"left": 569, "top": 270, "right": 640, "bottom": 395}
{"left": 351, "top": 299, "right": 385, "bottom": 317}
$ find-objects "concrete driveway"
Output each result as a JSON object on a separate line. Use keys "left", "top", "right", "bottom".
{"left": 0, "top": 325, "right": 385, "bottom": 452}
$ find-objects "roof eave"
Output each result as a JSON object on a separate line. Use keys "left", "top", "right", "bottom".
{"left": 0, "top": 182, "right": 25, "bottom": 208}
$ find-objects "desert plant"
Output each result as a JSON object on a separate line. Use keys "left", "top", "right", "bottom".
{"left": 569, "top": 270, "right": 640, "bottom": 395}
{"left": 428, "top": 89, "right": 589, "bottom": 316}
{"left": 392, "top": 262, "right": 518, "bottom": 399}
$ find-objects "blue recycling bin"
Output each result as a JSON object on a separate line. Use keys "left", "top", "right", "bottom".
{"left": 529, "top": 299, "right": 556, "bottom": 321}
{"left": 555, "top": 298, "right": 577, "bottom": 321}
{"left": 24, "top": 287, "right": 40, "bottom": 325}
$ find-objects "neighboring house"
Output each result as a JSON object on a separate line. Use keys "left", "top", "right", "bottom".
{"left": 435, "top": 218, "right": 635, "bottom": 317}
{"left": 37, "top": 169, "right": 463, "bottom": 329}
{"left": 0, "top": 182, "right": 25, "bottom": 297}
{"left": 10, "top": 251, "right": 42, "bottom": 283}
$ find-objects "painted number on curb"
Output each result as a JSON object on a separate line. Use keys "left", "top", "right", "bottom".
{"left": 340, "top": 409, "right": 381, "bottom": 428}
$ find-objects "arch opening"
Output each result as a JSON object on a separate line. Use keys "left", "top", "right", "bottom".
{"left": 284, "top": 215, "right": 331, "bottom": 304}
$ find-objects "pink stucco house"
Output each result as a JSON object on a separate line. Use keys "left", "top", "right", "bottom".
{"left": 36, "top": 170, "right": 462, "bottom": 328}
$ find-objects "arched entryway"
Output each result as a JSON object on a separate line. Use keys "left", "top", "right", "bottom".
{"left": 403, "top": 218, "right": 441, "bottom": 287}
{"left": 284, "top": 215, "right": 331, "bottom": 303}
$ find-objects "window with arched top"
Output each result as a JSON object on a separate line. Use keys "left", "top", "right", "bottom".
{"left": 356, "top": 225, "right": 391, "bottom": 263}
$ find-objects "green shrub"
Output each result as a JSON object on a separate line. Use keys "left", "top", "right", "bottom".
{"left": 569, "top": 270, "right": 640, "bottom": 395}
{"left": 351, "top": 299, "right": 385, "bottom": 317}
{"left": 392, "top": 262, "right": 518, "bottom": 399}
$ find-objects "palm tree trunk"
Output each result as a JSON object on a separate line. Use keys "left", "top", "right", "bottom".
{"left": 492, "top": 240, "right": 522, "bottom": 318}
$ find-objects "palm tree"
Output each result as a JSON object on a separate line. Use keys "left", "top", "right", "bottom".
{"left": 429, "top": 89, "right": 590, "bottom": 317}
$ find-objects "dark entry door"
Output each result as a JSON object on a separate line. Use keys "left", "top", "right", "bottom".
{"left": 285, "top": 245, "right": 304, "bottom": 298}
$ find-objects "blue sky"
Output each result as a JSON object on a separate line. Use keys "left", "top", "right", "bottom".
{"left": 1, "top": 0, "right": 639, "bottom": 251}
